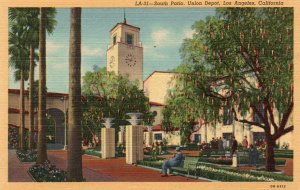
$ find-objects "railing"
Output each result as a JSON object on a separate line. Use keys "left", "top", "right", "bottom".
{"left": 107, "top": 41, "right": 143, "bottom": 49}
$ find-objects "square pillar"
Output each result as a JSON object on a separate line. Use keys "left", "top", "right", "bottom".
{"left": 145, "top": 132, "right": 153, "bottom": 147}
{"left": 101, "top": 128, "right": 115, "bottom": 159}
{"left": 126, "top": 125, "right": 144, "bottom": 164}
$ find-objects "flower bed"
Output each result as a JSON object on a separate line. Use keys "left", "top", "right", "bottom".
{"left": 137, "top": 159, "right": 292, "bottom": 182}
{"left": 207, "top": 157, "right": 232, "bottom": 165}
{"left": 16, "top": 149, "right": 37, "bottom": 162}
{"left": 28, "top": 160, "right": 66, "bottom": 182}
{"left": 8, "top": 127, "right": 19, "bottom": 149}
{"left": 201, "top": 156, "right": 286, "bottom": 166}
{"left": 196, "top": 162, "right": 292, "bottom": 182}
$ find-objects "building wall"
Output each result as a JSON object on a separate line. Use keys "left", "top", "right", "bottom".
{"left": 150, "top": 130, "right": 181, "bottom": 146}
{"left": 9, "top": 93, "right": 29, "bottom": 111}
{"left": 144, "top": 72, "right": 175, "bottom": 105}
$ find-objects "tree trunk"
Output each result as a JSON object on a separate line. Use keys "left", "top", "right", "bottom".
{"left": 29, "top": 45, "right": 35, "bottom": 150}
{"left": 67, "top": 7, "right": 83, "bottom": 181}
{"left": 265, "top": 134, "right": 276, "bottom": 171}
{"left": 19, "top": 69, "right": 25, "bottom": 150}
{"left": 37, "top": 8, "right": 47, "bottom": 164}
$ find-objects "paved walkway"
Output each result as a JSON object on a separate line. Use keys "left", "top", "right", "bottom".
{"left": 8, "top": 150, "right": 34, "bottom": 182}
{"left": 47, "top": 150, "right": 203, "bottom": 182}
{"left": 8, "top": 149, "right": 293, "bottom": 182}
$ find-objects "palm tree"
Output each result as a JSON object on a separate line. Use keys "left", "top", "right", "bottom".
{"left": 36, "top": 7, "right": 57, "bottom": 164}
{"left": 67, "top": 7, "right": 83, "bottom": 181}
{"left": 25, "top": 9, "right": 39, "bottom": 150}
{"left": 8, "top": 21, "right": 30, "bottom": 150}
{"left": 9, "top": 8, "right": 56, "bottom": 151}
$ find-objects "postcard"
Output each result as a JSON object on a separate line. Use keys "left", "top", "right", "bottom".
{"left": 0, "top": 0, "right": 299, "bottom": 190}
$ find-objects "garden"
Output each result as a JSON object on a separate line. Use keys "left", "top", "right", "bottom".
{"left": 137, "top": 155, "right": 293, "bottom": 182}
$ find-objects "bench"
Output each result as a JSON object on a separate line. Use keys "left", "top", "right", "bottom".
{"left": 170, "top": 157, "right": 200, "bottom": 177}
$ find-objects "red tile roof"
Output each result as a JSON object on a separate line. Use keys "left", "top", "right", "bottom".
{"left": 149, "top": 101, "right": 165, "bottom": 106}
{"left": 8, "top": 107, "right": 37, "bottom": 114}
{"left": 9, "top": 89, "right": 68, "bottom": 98}
{"left": 110, "top": 22, "right": 140, "bottom": 32}
{"left": 143, "top": 124, "right": 178, "bottom": 132}
{"left": 9, "top": 107, "right": 29, "bottom": 114}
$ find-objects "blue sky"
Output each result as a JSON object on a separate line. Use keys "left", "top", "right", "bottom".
{"left": 9, "top": 8, "right": 215, "bottom": 93}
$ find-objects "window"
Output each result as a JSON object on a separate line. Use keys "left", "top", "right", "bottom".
{"left": 253, "top": 132, "right": 265, "bottom": 142}
{"left": 253, "top": 104, "right": 264, "bottom": 123}
{"left": 222, "top": 133, "right": 233, "bottom": 140}
{"left": 113, "top": 35, "right": 117, "bottom": 45}
{"left": 194, "top": 134, "right": 201, "bottom": 143}
{"left": 223, "top": 106, "right": 233, "bottom": 125}
{"left": 154, "top": 133, "right": 162, "bottom": 141}
{"left": 126, "top": 33, "right": 133, "bottom": 45}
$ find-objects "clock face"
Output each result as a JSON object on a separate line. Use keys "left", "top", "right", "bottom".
{"left": 125, "top": 53, "right": 137, "bottom": 67}
{"left": 109, "top": 56, "right": 115, "bottom": 68}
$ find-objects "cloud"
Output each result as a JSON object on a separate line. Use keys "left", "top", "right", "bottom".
{"left": 184, "top": 29, "right": 195, "bottom": 39}
{"left": 47, "top": 41, "right": 66, "bottom": 53}
{"left": 151, "top": 29, "right": 170, "bottom": 45}
{"left": 82, "top": 46, "right": 103, "bottom": 57}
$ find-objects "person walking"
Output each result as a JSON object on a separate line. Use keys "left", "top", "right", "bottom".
{"left": 161, "top": 147, "right": 184, "bottom": 177}
{"left": 242, "top": 136, "right": 249, "bottom": 150}
{"left": 218, "top": 137, "right": 224, "bottom": 151}
{"left": 231, "top": 136, "right": 238, "bottom": 156}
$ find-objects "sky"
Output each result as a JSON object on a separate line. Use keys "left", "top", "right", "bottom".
{"left": 9, "top": 8, "right": 216, "bottom": 93}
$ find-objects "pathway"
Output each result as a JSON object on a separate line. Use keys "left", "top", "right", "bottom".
{"left": 47, "top": 150, "right": 204, "bottom": 182}
{"left": 8, "top": 150, "right": 34, "bottom": 182}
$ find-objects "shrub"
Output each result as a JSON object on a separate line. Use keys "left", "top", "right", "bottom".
{"left": 16, "top": 149, "right": 37, "bottom": 162}
{"left": 28, "top": 160, "right": 66, "bottom": 182}
{"left": 137, "top": 160, "right": 163, "bottom": 169}
{"left": 83, "top": 148, "right": 101, "bottom": 157}
{"left": 196, "top": 162, "right": 292, "bottom": 181}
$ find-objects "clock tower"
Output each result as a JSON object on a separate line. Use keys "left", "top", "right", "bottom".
{"left": 106, "top": 18, "right": 143, "bottom": 89}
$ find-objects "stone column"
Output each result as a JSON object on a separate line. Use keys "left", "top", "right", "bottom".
{"left": 145, "top": 132, "right": 153, "bottom": 147}
{"left": 118, "top": 126, "right": 126, "bottom": 145}
{"left": 101, "top": 128, "right": 115, "bottom": 159}
{"left": 145, "top": 125, "right": 153, "bottom": 147}
{"left": 126, "top": 125, "right": 144, "bottom": 164}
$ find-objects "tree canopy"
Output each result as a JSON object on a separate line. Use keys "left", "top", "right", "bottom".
{"left": 162, "top": 8, "right": 293, "bottom": 170}
{"left": 81, "top": 67, "right": 156, "bottom": 142}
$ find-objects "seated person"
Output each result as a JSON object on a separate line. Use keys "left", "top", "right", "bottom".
{"left": 161, "top": 147, "right": 184, "bottom": 177}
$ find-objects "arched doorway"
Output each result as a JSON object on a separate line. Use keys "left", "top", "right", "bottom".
{"left": 46, "top": 108, "right": 66, "bottom": 146}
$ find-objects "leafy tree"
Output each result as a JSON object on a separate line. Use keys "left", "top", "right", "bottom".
{"left": 161, "top": 64, "right": 218, "bottom": 145}
{"left": 175, "top": 8, "right": 293, "bottom": 171}
{"left": 82, "top": 67, "right": 155, "bottom": 144}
